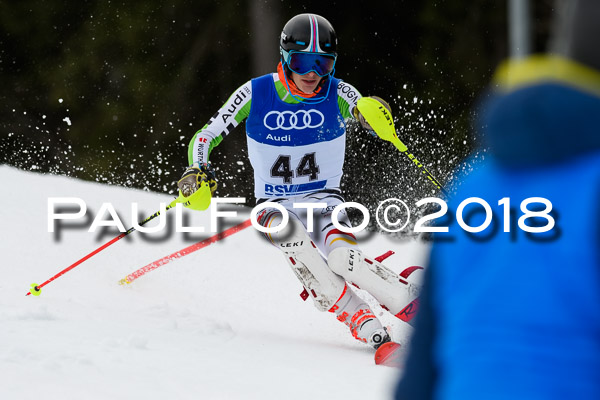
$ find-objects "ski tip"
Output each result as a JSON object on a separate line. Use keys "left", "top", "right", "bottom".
{"left": 118, "top": 277, "right": 131, "bottom": 285}
{"left": 375, "top": 342, "right": 403, "bottom": 368}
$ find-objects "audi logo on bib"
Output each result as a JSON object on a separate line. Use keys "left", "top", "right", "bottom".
{"left": 263, "top": 110, "right": 325, "bottom": 131}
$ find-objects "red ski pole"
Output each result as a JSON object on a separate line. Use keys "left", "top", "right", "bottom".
{"left": 119, "top": 218, "right": 252, "bottom": 284}
{"left": 26, "top": 200, "right": 177, "bottom": 296}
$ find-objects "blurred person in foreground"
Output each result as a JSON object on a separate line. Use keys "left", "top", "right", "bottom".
{"left": 395, "top": 0, "right": 600, "bottom": 399}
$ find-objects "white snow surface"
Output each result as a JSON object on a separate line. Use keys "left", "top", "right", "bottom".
{"left": 0, "top": 166, "right": 430, "bottom": 400}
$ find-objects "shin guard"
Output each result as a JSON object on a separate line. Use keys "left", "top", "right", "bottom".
{"left": 327, "top": 247, "right": 423, "bottom": 317}
{"left": 263, "top": 213, "right": 346, "bottom": 312}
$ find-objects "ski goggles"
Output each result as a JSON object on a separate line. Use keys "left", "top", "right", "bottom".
{"left": 285, "top": 51, "right": 337, "bottom": 77}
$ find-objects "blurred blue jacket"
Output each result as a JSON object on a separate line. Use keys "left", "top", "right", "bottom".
{"left": 395, "top": 55, "right": 600, "bottom": 400}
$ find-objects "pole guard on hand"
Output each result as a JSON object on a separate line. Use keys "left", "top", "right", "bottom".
{"left": 356, "top": 96, "right": 407, "bottom": 152}
{"left": 175, "top": 180, "right": 212, "bottom": 211}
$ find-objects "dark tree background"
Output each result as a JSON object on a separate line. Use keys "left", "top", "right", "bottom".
{"left": 0, "top": 0, "right": 555, "bottom": 214}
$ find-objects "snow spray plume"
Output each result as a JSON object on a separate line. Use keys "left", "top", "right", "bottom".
{"left": 356, "top": 96, "right": 449, "bottom": 196}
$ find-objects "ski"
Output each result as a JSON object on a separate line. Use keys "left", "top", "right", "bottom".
{"left": 374, "top": 342, "right": 404, "bottom": 368}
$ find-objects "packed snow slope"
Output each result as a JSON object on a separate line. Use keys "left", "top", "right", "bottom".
{"left": 0, "top": 166, "right": 430, "bottom": 400}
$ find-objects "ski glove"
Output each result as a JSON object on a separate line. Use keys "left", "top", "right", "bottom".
{"left": 353, "top": 96, "right": 393, "bottom": 136}
{"left": 353, "top": 105, "right": 373, "bottom": 131}
{"left": 177, "top": 162, "right": 217, "bottom": 197}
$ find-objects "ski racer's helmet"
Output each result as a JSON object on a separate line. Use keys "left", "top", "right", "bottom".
{"left": 280, "top": 14, "right": 338, "bottom": 78}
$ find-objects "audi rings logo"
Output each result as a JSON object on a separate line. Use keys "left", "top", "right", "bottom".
{"left": 263, "top": 110, "right": 325, "bottom": 131}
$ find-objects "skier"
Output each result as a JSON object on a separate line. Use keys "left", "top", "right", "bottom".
{"left": 178, "top": 13, "right": 422, "bottom": 350}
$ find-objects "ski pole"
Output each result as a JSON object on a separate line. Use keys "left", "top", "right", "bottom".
{"left": 27, "top": 180, "right": 214, "bottom": 296}
{"left": 26, "top": 199, "right": 178, "bottom": 296}
{"left": 357, "top": 96, "right": 449, "bottom": 195}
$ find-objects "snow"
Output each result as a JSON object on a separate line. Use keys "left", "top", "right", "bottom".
{"left": 0, "top": 166, "right": 430, "bottom": 400}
